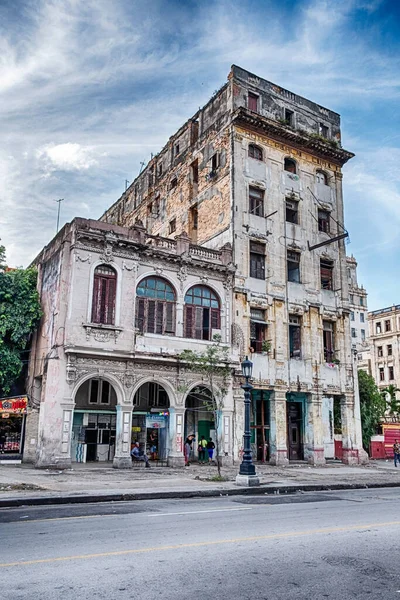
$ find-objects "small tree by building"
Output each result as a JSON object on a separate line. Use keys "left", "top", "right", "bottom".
{"left": 180, "top": 335, "right": 231, "bottom": 477}
{"left": 0, "top": 242, "right": 42, "bottom": 396}
{"left": 381, "top": 384, "right": 400, "bottom": 418}
{"left": 358, "top": 370, "right": 386, "bottom": 452}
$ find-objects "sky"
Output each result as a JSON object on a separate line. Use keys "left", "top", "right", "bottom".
{"left": 1, "top": 0, "right": 399, "bottom": 310}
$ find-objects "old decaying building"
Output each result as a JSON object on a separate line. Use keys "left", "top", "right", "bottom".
{"left": 346, "top": 256, "right": 369, "bottom": 354}
{"left": 367, "top": 305, "right": 400, "bottom": 394}
{"left": 26, "top": 218, "right": 238, "bottom": 468}
{"left": 99, "top": 65, "right": 367, "bottom": 465}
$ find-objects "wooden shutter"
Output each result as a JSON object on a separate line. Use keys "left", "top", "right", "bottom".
{"left": 194, "top": 307, "right": 203, "bottom": 339}
{"left": 184, "top": 305, "right": 194, "bottom": 338}
{"left": 147, "top": 300, "right": 156, "bottom": 333}
{"left": 136, "top": 298, "right": 145, "bottom": 332}
{"left": 211, "top": 308, "right": 220, "bottom": 330}
{"left": 105, "top": 277, "right": 116, "bottom": 325}
{"left": 156, "top": 302, "right": 164, "bottom": 334}
{"left": 92, "top": 274, "right": 102, "bottom": 323}
{"left": 165, "top": 303, "right": 175, "bottom": 334}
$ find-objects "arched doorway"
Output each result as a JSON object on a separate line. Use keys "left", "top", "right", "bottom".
{"left": 133, "top": 382, "right": 170, "bottom": 461}
{"left": 72, "top": 378, "right": 117, "bottom": 462}
{"left": 185, "top": 386, "right": 216, "bottom": 460}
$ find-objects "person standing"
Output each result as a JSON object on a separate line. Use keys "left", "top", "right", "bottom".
{"left": 207, "top": 438, "right": 215, "bottom": 464}
{"left": 131, "top": 442, "right": 151, "bottom": 468}
{"left": 184, "top": 434, "right": 195, "bottom": 466}
{"left": 393, "top": 439, "right": 400, "bottom": 467}
{"left": 198, "top": 435, "right": 207, "bottom": 464}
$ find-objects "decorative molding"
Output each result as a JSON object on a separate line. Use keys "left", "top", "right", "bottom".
{"left": 83, "top": 325, "right": 122, "bottom": 344}
{"left": 75, "top": 252, "right": 91, "bottom": 264}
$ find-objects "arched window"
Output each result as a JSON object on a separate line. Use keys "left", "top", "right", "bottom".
{"left": 136, "top": 277, "right": 176, "bottom": 335}
{"left": 184, "top": 286, "right": 220, "bottom": 340}
{"left": 248, "top": 144, "right": 263, "bottom": 161}
{"left": 316, "top": 170, "right": 328, "bottom": 185}
{"left": 91, "top": 265, "right": 117, "bottom": 325}
{"left": 284, "top": 158, "right": 297, "bottom": 174}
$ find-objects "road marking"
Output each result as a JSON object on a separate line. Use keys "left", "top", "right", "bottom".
{"left": 14, "top": 514, "right": 122, "bottom": 524}
{"left": 1, "top": 520, "right": 400, "bottom": 568}
{"left": 147, "top": 507, "right": 254, "bottom": 517}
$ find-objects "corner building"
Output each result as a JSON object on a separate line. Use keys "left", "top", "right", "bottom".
{"left": 102, "top": 66, "right": 366, "bottom": 465}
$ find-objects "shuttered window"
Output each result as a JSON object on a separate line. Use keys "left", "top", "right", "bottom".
{"left": 91, "top": 265, "right": 117, "bottom": 325}
{"left": 250, "top": 241, "right": 265, "bottom": 279}
{"left": 184, "top": 286, "right": 220, "bottom": 340}
{"left": 135, "top": 277, "right": 176, "bottom": 335}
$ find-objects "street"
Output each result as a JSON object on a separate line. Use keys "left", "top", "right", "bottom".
{"left": 1, "top": 488, "right": 400, "bottom": 599}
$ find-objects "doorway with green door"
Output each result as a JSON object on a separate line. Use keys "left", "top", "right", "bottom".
{"left": 185, "top": 386, "right": 216, "bottom": 462}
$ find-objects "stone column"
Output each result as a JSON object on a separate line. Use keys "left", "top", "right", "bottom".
{"left": 36, "top": 398, "right": 74, "bottom": 469}
{"left": 305, "top": 394, "right": 326, "bottom": 465}
{"left": 167, "top": 408, "right": 185, "bottom": 467}
{"left": 113, "top": 406, "right": 133, "bottom": 469}
{"left": 221, "top": 410, "right": 234, "bottom": 465}
{"left": 341, "top": 393, "right": 367, "bottom": 464}
{"left": 269, "top": 390, "right": 289, "bottom": 465}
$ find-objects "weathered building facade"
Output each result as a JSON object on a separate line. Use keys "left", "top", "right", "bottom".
{"left": 367, "top": 305, "right": 400, "bottom": 395}
{"left": 26, "top": 218, "right": 238, "bottom": 468}
{"left": 101, "top": 65, "right": 366, "bottom": 465}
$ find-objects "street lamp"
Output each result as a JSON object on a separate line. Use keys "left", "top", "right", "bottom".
{"left": 236, "top": 356, "right": 260, "bottom": 487}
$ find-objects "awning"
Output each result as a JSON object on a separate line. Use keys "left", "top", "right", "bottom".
{"left": 0, "top": 396, "right": 27, "bottom": 415}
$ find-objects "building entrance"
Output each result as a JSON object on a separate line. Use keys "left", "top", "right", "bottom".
{"left": 251, "top": 390, "right": 270, "bottom": 462}
{"left": 133, "top": 382, "right": 170, "bottom": 462}
{"left": 287, "top": 401, "right": 303, "bottom": 460}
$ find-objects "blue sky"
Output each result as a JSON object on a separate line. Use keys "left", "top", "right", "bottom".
{"left": 1, "top": 0, "right": 399, "bottom": 310}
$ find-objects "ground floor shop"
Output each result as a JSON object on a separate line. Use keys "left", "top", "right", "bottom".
{"left": 0, "top": 396, "right": 27, "bottom": 463}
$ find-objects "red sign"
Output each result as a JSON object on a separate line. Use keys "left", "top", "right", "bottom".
{"left": 0, "top": 396, "right": 28, "bottom": 415}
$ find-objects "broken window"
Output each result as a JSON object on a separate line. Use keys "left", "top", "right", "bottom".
{"left": 248, "top": 92, "right": 258, "bottom": 112}
{"left": 210, "top": 153, "right": 219, "bottom": 175}
{"left": 379, "top": 367, "right": 385, "bottom": 382}
{"left": 250, "top": 241, "right": 265, "bottom": 279}
{"left": 190, "top": 119, "right": 199, "bottom": 144}
{"left": 184, "top": 285, "right": 220, "bottom": 341}
{"left": 389, "top": 366, "right": 395, "bottom": 381}
{"left": 191, "top": 159, "right": 199, "bottom": 184}
{"left": 289, "top": 315, "right": 301, "bottom": 358}
{"left": 286, "top": 198, "right": 299, "bottom": 224}
{"left": 175, "top": 143, "right": 180, "bottom": 157}
{"left": 319, "top": 123, "right": 329, "bottom": 138}
{"left": 190, "top": 205, "right": 198, "bottom": 230}
{"left": 320, "top": 259, "right": 334, "bottom": 290}
{"left": 136, "top": 277, "right": 176, "bottom": 336}
{"left": 316, "top": 170, "right": 328, "bottom": 185}
{"left": 91, "top": 265, "right": 117, "bottom": 325}
{"left": 287, "top": 250, "right": 300, "bottom": 283}
{"left": 158, "top": 163, "right": 163, "bottom": 176}
{"left": 385, "top": 319, "right": 391, "bottom": 332}
{"left": 378, "top": 346, "right": 383, "bottom": 357}
{"left": 284, "top": 109, "right": 294, "bottom": 126}
{"left": 170, "top": 177, "right": 177, "bottom": 190}
{"left": 250, "top": 309, "right": 268, "bottom": 353}
{"left": 248, "top": 144, "right": 263, "bottom": 161}
{"left": 148, "top": 173, "right": 153, "bottom": 188}
{"left": 169, "top": 218, "right": 176, "bottom": 234}
{"left": 360, "top": 313, "right": 365, "bottom": 323}
{"left": 351, "top": 328, "right": 356, "bottom": 338}
{"left": 323, "top": 321, "right": 335, "bottom": 362}
{"left": 388, "top": 344, "right": 393, "bottom": 356}
{"left": 284, "top": 158, "right": 297, "bottom": 174}
{"left": 318, "top": 209, "right": 330, "bottom": 233}
{"left": 249, "top": 186, "right": 264, "bottom": 217}
{"left": 361, "top": 329, "right": 366, "bottom": 342}
{"left": 376, "top": 322, "right": 382, "bottom": 334}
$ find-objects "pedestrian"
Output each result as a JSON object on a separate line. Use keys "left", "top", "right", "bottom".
{"left": 184, "top": 434, "right": 195, "bottom": 466}
{"left": 131, "top": 442, "right": 150, "bottom": 468}
{"left": 393, "top": 439, "right": 400, "bottom": 467}
{"left": 207, "top": 438, "right": 215, "bottom": 464}
{"left": 198, "top": 435, "right": 207, "bottom": 464}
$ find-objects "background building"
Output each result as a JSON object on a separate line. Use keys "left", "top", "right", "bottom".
{"left": 101, "top": 65, "right": 366, "bottom": 465}
{"left": 367, "top": 305, "right": 400, "bottom": 394}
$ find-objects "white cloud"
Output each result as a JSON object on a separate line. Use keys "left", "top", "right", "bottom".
{"left": 36, "top": 143, "right": 100, "bottom": 174}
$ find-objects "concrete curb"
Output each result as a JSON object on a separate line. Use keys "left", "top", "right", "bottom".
{"left": 1, "top": 480, "right": 400, "bottom": 508}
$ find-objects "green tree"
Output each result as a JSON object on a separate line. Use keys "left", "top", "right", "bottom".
{"left": 0, "top": 245, "right": 42, "bottom": 396}
{"left": 180, "top": 335, "right": 231, "bottom": 477}
{"left": 358, "top": 370, "right": 386, "bottom": 452}
{"left": 381, "top": 384, "right": 400, "bottom": 417}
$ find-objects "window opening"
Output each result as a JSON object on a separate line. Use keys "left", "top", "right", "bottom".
{"left": 248, "top": 144, "right": 263, "bottom": 161}
{"left": 316, "top": 170, "right": 328, "bottom": 185}
{"left": 169, "top": 218, "right": 176, "bottom": 234}
{"left": 91, "top": 265, "right": 117, "bottom": 325}
{"left": 250, "top": 241, "right": 265, "bottom": 279}
{"left": 170, "top": 177, "right": 177, "bottom": 189}
{"left": 350, "top": 311, "right": 355, "bottom": 321}
{"left": 191, "top": 160, "right": 199, "bottom": 184}
{"left": 379, "top": 367, "right": 385, "bottom": 382}
{"left": 284, "top": 109, "right": 294, "bottom": 126}
{"left": 385, "top": 319, "right": 391, "bottom": 332}
{"left": 361, "top": 329, "right": 366, "bottom": 341}
{"left": 289, "top": 315, "right": 301, "bottom": 358}
{"left": 378, "top": 346, "right": 383, "bottom": 357}
{"left": 158, "top": 163, "right": 163, "bottom": 176}
{"left": 136, "top": 277, "right": 176, "bottom": 336}
{"left": 89, "top": 379, "right": 110, "bottom": 405}
{"left": 319, "top": 123, "right": 329, "bottom": 138}
{"left": 320, "top": 259, "right": 334, "bottom": 290}
{"left": 323, "top": 321, "right": 335, "bottom": 362}
{"left": 287, "top": 250, "right": 300, "bottom": 283}
{"left": 286, "top": 198, "right": 299, "bottom": 224}
{"left": 351, "top": 328, "right": 356, "bottom": 338}
{"left": 389, "top": 366, "right": 395, "bottom": 381}
{"left": 284, "top": 158, "right": 296, "bottom": 174}
{"left": 360, "top": 313, "right": 365, "bottom": 323}
{"left": 184, "top": 286, "right": 220, "bottom": 341}
{"left": 376, "top": 322, "right": 382, "bottom": 334}
{"left": 360, "top": 297, "right": 364, "bottom": 306}
{"left": 248, "top": 92, "right": 258, "bottom": 112}
{"left": 388, "top": 344, "right": 393, "bottom": 356}
{"left": 175, "top": 143, "right": 180, "bottom": 157}
{"left": 250, "top": 309, "right": 268, "bottom": 353}
{"left": 318, "top": 209, "right": 330, "bottom": 233}
{"left": 249, "top": 187, "right": 264, "bottom": 217}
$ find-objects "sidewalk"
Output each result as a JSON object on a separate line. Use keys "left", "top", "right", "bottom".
{"left": 1, "top": 460, "right": 400, "bottom": 507}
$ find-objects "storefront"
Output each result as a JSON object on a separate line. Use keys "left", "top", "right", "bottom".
{"left": 251, "top": 390, "right": 270, "bottom": 462}
{"left": 132, "top": 383, "right": 170, "bottom": 462}
{"left": 0, "top": 396, "right": 27, "bottom": 463}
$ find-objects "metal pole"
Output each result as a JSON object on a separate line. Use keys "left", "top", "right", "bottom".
{"left": 239, "top": 378, "right": 256, "bottom": 476}
{"left": 54, "top": 199, "right": 64, "bottom": 233}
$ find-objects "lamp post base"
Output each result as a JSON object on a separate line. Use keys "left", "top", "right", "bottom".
{"left": 235, "top": 473, "right": 260, "bottom": 487}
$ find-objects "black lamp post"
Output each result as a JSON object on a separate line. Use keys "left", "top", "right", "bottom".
{"left": 239, "top": 356, "right": 256, "bottom": 477}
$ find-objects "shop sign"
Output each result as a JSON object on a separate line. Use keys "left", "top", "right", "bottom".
{"left": 146, "top": 414, "right": 167, "bottom": 429}
{"left": 0, "top": 396, "right": 28, "bottom": 415}
{"left": 132, "top": 426, "right": 141, "bottom": 432}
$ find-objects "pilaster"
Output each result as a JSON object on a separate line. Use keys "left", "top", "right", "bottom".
{"left": 305, "top": 394, "right": 326, "bottom": 465}
{"left": 113, "top": 405, "right": 133, "bottom": 469}
{"left": 269, "top": 389, "right": 289, "bottom": 465}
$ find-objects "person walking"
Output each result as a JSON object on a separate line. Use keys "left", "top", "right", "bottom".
{"left": 184, "top": 434, "right": 195, "bottom": 466}
{"left": 207, "top": 438, "right": 215, "bottom": 464}
{"left": 198, "top": 435, "right": 207, "bottom": 464}
{"left": 393, "top": 439, "right": 400, "bottom": 467}
{"left": 131, "top": 442, "right": 150, "bottom": 468}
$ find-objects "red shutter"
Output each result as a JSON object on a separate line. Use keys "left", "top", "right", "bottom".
{"left": 165, "top": 302, "right": 175, "bottom": 334}
{"left": 147, "top": 300, "right": 156, "bottom": 333}
{"left": 184, "top": 305, "right": 194, "bottom": 338}
{"left": 105, "top": 277, "right": 116, "bottom": 325}
{"left": 92, "top": 274, "right": 102, "bottom": 323}
{"left": 136, "top": 298, "right": 145, "bottom": 332}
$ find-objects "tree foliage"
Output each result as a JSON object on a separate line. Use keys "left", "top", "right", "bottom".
{"left": 381, "top": 384, "right": 400, "bottom": 416}
{"left": 0, "top": 244, "right": 42, "bottom": 396}
{"left": 358, "top": 370, "right": 386, "bottom": 452}
{"left": 180, "top": 335, "right": 231, "bottom": 476}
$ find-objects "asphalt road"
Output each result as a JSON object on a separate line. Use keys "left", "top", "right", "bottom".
{"left": 1, "top": 488, "right": 400, "bottom": 600}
